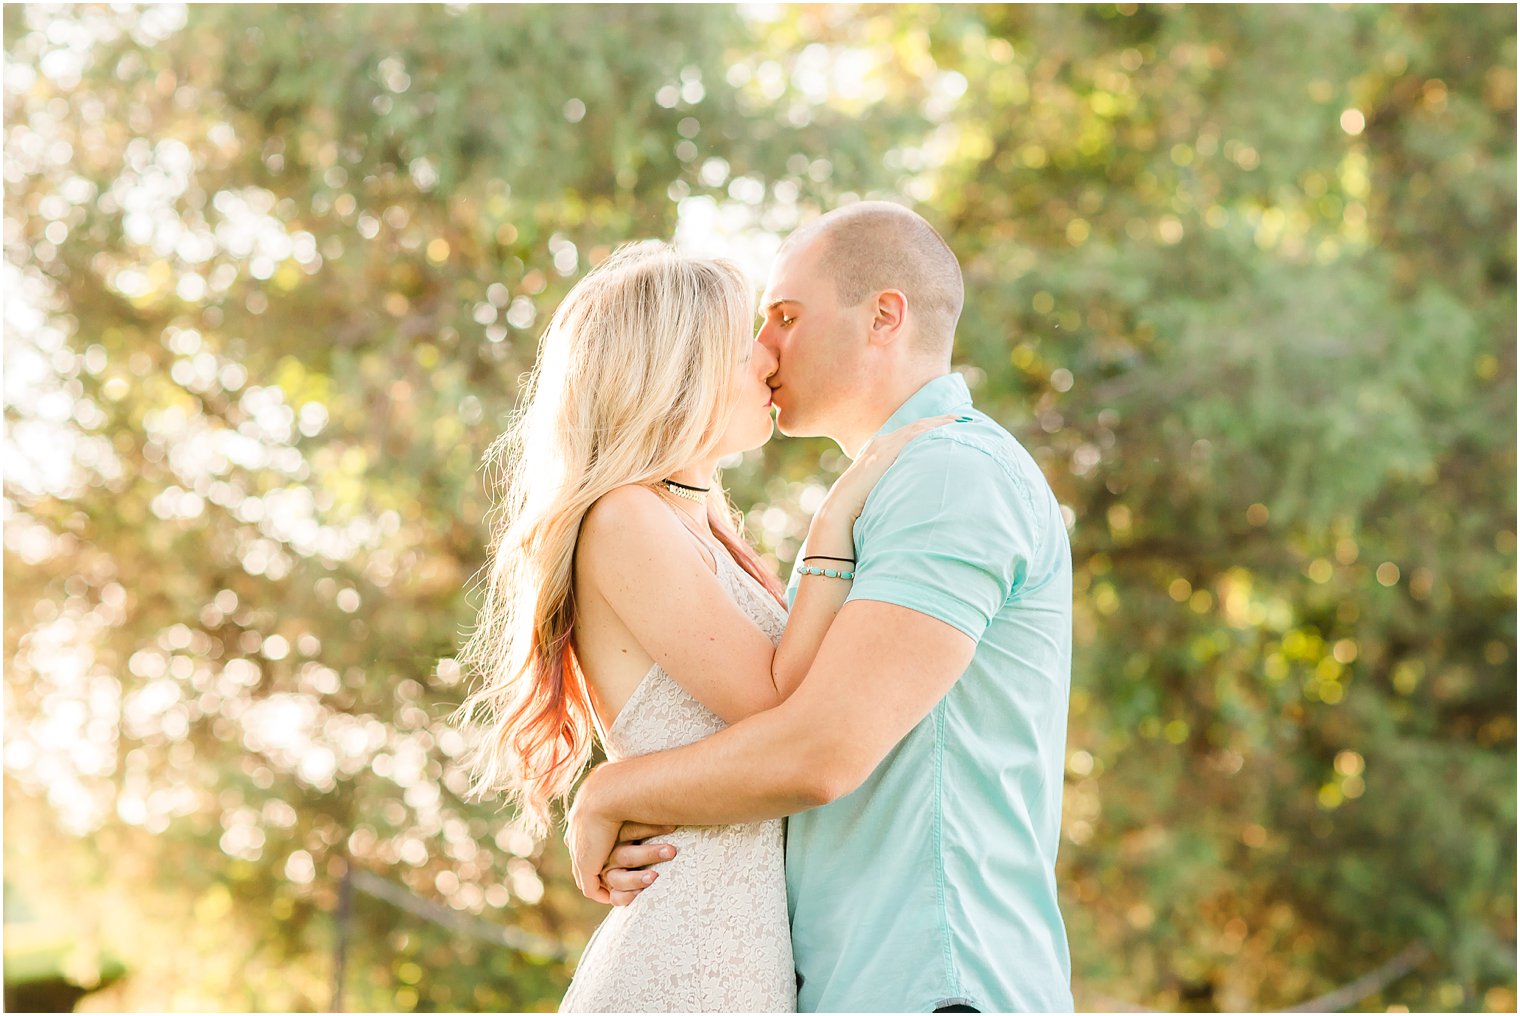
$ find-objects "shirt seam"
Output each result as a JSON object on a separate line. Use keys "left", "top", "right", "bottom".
{"left": 933, "top": 699, "right": 961, "bottom": 999}
{"left": 886, "top": 428, "right": 1048, "bottom": 573}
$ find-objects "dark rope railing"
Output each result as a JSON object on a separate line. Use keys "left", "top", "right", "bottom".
{"left": 347, "top": 865, "right": 572, "bottom": 961}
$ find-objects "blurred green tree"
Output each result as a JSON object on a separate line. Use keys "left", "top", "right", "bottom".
{"left": 894, "top": 4, "right": 1516, "bottom": 1010}
{"left": 3, "top": 4, "right": 914, "bottom": 1010}
{"left": 3, "top": 3, "right": 1513, "bottom": 1013}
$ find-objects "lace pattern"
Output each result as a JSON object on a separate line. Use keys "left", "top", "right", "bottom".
{"left": 559, "top": 546, "right": 796, "bottom": 1013}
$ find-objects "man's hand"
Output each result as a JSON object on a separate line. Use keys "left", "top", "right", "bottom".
{"left": 566, "top": 768, "right": 678, "bottom": 905}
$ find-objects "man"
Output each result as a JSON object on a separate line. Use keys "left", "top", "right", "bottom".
{"left": 567, "top": 202, "right": 1075, "bottom": 1013}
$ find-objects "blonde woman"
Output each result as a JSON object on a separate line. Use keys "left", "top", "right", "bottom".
{"left": 451, "top": 241, "right": 951, "bottom": 1012}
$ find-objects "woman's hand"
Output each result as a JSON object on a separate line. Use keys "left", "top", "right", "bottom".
{"left": 566, "top": 765, "right": 677, "bottom": 906}
{"left": 597, "top": 826, "right": 679, "bottom": 906}
{"left": 818, "top": 414, "right": 961, "bottom": 528}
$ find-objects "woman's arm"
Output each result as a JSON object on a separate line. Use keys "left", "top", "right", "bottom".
{"left": 767, "top": 505, "right": 854, "bottom": 698}
{"left": 578, "top": 489, "right": 862, "bottom": 723}
{"left": 767, "top": 413, "right": 960, "bottom": 698}
{"left": 578, "top": 486, "right": 791, "bottom": 725}
{"left": 578, "top": 417, "right": 957, "bottom": 725}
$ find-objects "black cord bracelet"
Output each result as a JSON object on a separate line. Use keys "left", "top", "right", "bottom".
{"left": 803, "top": 554, "right": 857, "bottom": 565}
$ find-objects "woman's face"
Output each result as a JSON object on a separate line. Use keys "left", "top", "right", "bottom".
{"left": 712, "top": 333, "right": 779, "bottom": 458}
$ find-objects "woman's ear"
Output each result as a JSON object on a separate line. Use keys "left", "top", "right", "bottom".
{"left": 869, "top": 289, "right": 908, "bottom": 346}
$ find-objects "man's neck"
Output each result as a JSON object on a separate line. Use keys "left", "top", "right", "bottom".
{"left": 834, "top": 366, "right": 953, "bottom": 458}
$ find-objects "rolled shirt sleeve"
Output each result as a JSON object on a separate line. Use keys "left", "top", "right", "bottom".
{"left": 846, "top": 433, "right": 1043, "bottom": 643}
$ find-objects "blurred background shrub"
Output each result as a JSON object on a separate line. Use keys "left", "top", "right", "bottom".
{"left": 3, "top": 3, "right": 1513, "bottom": 1012}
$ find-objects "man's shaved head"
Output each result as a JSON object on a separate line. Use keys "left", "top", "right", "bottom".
{"left": 780, "top": 201, "right": 964, "bottom": 355}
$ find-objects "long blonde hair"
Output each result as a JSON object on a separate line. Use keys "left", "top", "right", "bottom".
{"left": 451, "top": 241, "right": 785, "bottom": 835}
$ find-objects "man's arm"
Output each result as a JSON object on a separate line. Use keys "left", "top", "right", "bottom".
{"left": 579, "top": 432, "right": 1036, "bottom": 903}
{"left": 568, "top": 598, "right": 976, "bottom": 902}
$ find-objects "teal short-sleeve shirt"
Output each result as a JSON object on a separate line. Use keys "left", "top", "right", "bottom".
{"left": 785, "top": 373, "right": 1075, "bottom": 1013}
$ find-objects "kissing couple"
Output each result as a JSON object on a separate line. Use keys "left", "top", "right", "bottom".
{"left": 454, "top": 202, "right": 1076, "bottom": 1013}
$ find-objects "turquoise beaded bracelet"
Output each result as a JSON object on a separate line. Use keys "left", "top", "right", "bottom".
{"left": 796, "top": 564, "right": 855, "bottom": 580}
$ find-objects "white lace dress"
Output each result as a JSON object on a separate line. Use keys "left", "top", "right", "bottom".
{"left": 559, "top": 544, "right": 797, "bottom": 1013}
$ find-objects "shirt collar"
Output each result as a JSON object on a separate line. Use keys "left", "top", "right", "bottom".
{"left": 875, "top": 372, "right": 974, "bottom": 438}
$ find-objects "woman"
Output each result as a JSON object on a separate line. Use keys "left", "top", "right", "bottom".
{"left": 451, "top": 241, "right": 950, "bottom": 1011}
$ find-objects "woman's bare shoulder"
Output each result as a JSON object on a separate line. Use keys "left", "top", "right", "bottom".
{"left": 581, "top": 484, "right": 670, "bottom": 542}
{"left": 579, "top": 485, "right": 685, "bottom": 564}
{"left": 578, "top": 484, "right": 717, "bottom": 581}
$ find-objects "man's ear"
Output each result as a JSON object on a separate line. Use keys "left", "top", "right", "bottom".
{"left": 868, "top": 289, "right": 908, "bottom": 347}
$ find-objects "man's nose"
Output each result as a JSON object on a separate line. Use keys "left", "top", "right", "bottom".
{"left": 755, "top": 337, "right": 779, "bottom": 377}
{"left": 756, "top": 323, "right": 782, "bottom": 363}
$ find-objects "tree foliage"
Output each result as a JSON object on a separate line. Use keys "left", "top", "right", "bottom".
{"left": 4, "top": 4, "right": 1513, "bottom": 1012}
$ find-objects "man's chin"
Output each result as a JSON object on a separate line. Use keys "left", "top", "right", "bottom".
{"left": 775, "top": 420, "right": 826, "bottom": 442}
{"left": 772, "top": 407, "right": 807, "bottom": 438}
